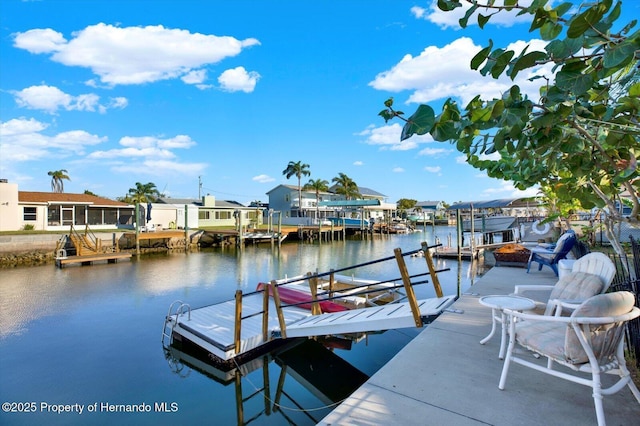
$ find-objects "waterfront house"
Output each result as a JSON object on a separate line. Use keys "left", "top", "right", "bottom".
{"left": 154, "top": 195, "right": 262, "bottom": 229}
{"left": 0, "top": 179, "right": 134, "bottom": 232}
{"left": 266, "top": 184, "right": 396, "bottom": 225}
{"left": 407, "top": 201, "right": 446, "bottom": 223}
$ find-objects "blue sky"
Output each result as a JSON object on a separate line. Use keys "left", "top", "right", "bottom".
{"left": 2, "top": 1, "right": 638, "bottom": 205}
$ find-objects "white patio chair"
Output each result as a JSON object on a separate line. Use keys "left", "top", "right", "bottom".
{"left": 514, "top": 252, "right": 616, "bottom": 315}
{"left": 498, "top": 291, "right": 640, "bottom": 426}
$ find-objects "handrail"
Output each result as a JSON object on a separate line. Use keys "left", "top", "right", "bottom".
{"left": 209, "top": 242, "right": 450, "bottom": 355}
{"left": 83, "top": 224, "right": 102, "bottom": 253}
{"left": 69, "top": 224, "right": 101, "bottom": 255}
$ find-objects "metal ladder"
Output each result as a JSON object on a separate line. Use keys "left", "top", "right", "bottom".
{"left": 161, "top": 300, "right": 191, "bottom": 348}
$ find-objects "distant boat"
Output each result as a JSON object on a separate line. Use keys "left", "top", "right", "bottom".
{"left": 463, "top": 215, "right": 515, "bottom": 232}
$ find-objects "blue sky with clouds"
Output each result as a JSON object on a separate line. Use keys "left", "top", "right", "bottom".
{"left": 2, "top": 1, "right": 638, "bottom": 205}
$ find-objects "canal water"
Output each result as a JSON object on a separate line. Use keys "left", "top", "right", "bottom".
{"left": 0, "top": 227, "right": 487, "bottom": 426}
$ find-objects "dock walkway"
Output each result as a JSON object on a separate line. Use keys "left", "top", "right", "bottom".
{"left": 319, "top": 266, "right": 640, "bottom": 425}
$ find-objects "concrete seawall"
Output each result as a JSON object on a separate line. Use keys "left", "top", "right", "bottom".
{"left": 0, "top": 234, "right": 68, "bottom": 254}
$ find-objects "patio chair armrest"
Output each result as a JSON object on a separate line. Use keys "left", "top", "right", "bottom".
{"left": 504, "top": 306, "right": 640, "bottom": 324}
{"left": 547, "top": 298, "right": 583, "bottom": 316}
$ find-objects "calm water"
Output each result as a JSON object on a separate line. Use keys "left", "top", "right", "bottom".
{"left": 0, "top": 227, "right": 486, "bottom": 426}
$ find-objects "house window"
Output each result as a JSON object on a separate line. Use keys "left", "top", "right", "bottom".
{"left": 88, "top": 208, "right": 103, "bottom": 225}
{"left": 284, "top": 194, "right": 290, "bottom": 202}
{"left": 23, "top": 207, "right": 37, "bottom": 221}
{"left": 104, "top": 210, "right": 117, "bottom": 225}
{"left": 199, "top": 211, "right": 210, "bottom": 220}
{"left": 48, "top": 205, "right": 61, "bottom": 226}
{"left": 215, "top": 211, "right": 231, "bottom": 220}
{"left": 75, "top": 205, "right": 86, "bottom": 225}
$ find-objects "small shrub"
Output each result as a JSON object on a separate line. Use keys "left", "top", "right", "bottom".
{"left": 22, "top": 224, "right": 35, "bottom": 231}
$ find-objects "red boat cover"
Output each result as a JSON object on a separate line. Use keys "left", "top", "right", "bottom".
{"left": 257, "top": 282, "right": 348, "bottom": 313}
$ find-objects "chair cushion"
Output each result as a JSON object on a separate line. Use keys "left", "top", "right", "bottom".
{"left": 564, "top": 292, "right": 636, "bottom": 363}
{"left": 516, "top": 292, "right": 635, "bottom": 365}
{"left": 515, "top": 321, "right": 568, "bottom": 361}
{"left": 572, "top": 291, "right": 635, "bottom": 318}
{"left": 548, "top": 272, "right": 604, "bottom": 301}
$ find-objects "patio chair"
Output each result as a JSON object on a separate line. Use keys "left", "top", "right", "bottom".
{"left": 527, "top": 230, "right": 577, "bottom": 276}
{"left": 498, "top": 291, "right": 640, "bottom": 426}
{"left": 515, "top": 252, "right": 616, "bottom": 315}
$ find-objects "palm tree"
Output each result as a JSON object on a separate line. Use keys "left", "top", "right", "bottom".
{"left": 282, "top": 161, "right": 310, "bottom": 217}
{"left": 127, "top": 182, "right": 159, "bottom": 203}
{"left": 48, "top": 169, "right": 70, "bottom": 193}
{"left": 332, "top": 173, "right": 360, "bottom": 200}
{"left": 303, "top": 178, "right": 329, "bottom": 221}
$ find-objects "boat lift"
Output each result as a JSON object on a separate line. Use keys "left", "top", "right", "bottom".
{"left": 162, "top": 242, "right": 456, "bottom": 367}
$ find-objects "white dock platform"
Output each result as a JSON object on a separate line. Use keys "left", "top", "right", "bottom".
{"left": 284, "top": 296, "right": 456, "bottom": 338}
{"left": 166, "top": 293, "right": 457, "bottom": 363}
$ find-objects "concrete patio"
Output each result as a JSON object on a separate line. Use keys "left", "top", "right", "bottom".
{"left": 319, "top": 264, "right": 640, "bottom": 425}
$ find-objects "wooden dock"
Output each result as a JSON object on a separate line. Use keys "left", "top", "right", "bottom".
{"left": 433, "top": 247, "right": 481, "bottom": 260}
{"left": 55, "top": 252, "right": 132, "bottom": 268}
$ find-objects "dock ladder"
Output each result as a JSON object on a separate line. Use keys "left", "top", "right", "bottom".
{"left": 162, "top": 300, "right": 191, "bottom": 348}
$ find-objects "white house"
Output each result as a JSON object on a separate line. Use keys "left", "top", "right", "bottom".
{"left": 0, "top": 179, "right": 134, "bottom": 232}
{"left": 265, "top": 184, "right": 396, "bottom": 226}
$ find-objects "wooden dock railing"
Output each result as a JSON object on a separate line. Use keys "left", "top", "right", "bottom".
{"left": 231, "top": 243, "right": 450, "bottom": 350}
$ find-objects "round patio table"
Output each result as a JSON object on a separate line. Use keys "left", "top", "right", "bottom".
{"left": 479, "top": 295, "right": 536, "bottom": 359}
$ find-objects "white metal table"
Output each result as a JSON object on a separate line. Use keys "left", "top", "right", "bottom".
{"left": 479, "top": 295, "right": 536, "bottom": 359}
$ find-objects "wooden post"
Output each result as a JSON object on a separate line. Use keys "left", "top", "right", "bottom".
{"left": 234, "top": 290, "right": 243, "bottom": 353}
{"left": 262, "top": 357, "right": 271, "bottom": 415}
{"left": 394, "top": 248, "right": 423, "bottom": 328}
{"left": 271, "top": 280, "right": 287, "bottom": 339}
{"left": 329, "top": 269, "right": 335, "bottom": 298}
{"left": 421, "top": 242, "right": 443, "bottom": 297}
{"left": 307, "top": 272, "right": 321, "bottom": 315}
{"left": 135, "top": 203, "right": 140, "bottom": 256}
{"left": 234, "top": 370, "right": 244, "bottom": 425}
{"left": 456, "top": 209, "right": 462, "bottom": 258}
{"left": 262, "top": 283, "right": 270, "bottom": 343}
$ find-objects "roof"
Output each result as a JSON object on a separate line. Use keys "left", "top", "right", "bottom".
{"left": 318, "top": 199, "right": 381, "bottom": 207}
{"left": 156, "top": 197, "right": 201, "bottom": 206}
{"left": 156, "top": 197, "right": 247, "bottom": 208}
{"left": 18, "top": 191, "right": 130, "bottom": 207}
{"left": 416, "top": 201, "right": 444, "bottom": 210}
{"left": 447, "top": 198, "right": 539, "bottom": 210}
{"left": 326, "top": 185, "right": 386, "bottom": 198}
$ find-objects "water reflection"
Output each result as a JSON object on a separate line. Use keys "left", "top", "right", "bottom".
{"left": 164, "top": 338, "right": 369, "bottom": 425}
{"left": 0, "top": 228, "right": 488, "bottom": 426}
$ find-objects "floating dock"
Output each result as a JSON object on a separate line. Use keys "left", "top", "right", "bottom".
{"left": 55, "top": 252, "right": 132, "bottom": 268}
{"left": 162, "top": 244, "right": 456, "bottom": 368}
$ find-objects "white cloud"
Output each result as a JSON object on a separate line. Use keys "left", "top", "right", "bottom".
{"left": 370, "top": 37, "right": 553, "bottom": 105}
{"left": 89, "top": 135, "right": 196, "bottom": 159}
{"left": 13, "top": 24, "right": 260, "bottom": 87}
{"left": 353, "top": 161, "right": 363, "bottom": 166}
{"left": 482, "top": 180, "right": 539, "bottom": 198}
{"left": 424, "top": 166, "right": 441, "bottom": 173}
{"left": 0, "top": 117, "right": 106, "bottom": 161}
{"left": 359, "top": 123, "right": 433, "bottom": 151}
{"left": 182, "top": 69, "right": 207, "bottom": 85}
{"left": 87, "top": 147, "right": 176, "bottom": 160}
{"left": 418, "top": 146, "right": 453, "bottom": 157}
{"left": 12, "top": 28, "right": 67, "bottom": 53}
{"left": 112, "top": 160, "right": 207, "bottom": 176}
{"left": 252, "top": 174, "right": 275, "bottom": 183}
{"left": 414, "top": 0, "right": 533, "bottom": 30}
{"left": 218, "top": 66, "right": 260, "bottom": 93}
{"left": 392, "top": 167, "right": 404, "bottom": 173}
{"left": 12, "top": 84, "right": 127, "bottom": 114}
